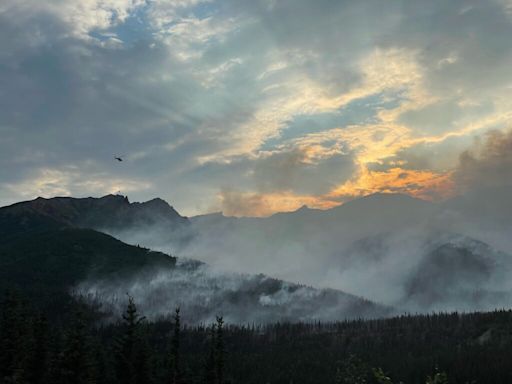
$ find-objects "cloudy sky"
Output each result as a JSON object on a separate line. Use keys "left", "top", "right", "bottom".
{"left": 1, "top": 0, "right": 512, "bottom": 216}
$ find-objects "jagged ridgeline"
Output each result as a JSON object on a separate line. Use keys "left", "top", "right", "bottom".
{"left": 23, "top": 192, "right": 512, "bottom": 314}
{"left": 2, "top": 194, "right": 512, "bottom": 383}
{"left": 0, "top": 194, "right": 187, "bottom": 239}
{"left": 0, "top": 195, "right": 389, "bottom": 323}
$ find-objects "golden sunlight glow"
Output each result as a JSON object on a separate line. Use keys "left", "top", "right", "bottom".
{"left": 329, "top": 167, "right": 455, "bottom": 202}
{"left": 229, "top": 44, "right": 512, "bottom": 216}
{"left": 218, "top": 189, "right": 339, "bottom": 217}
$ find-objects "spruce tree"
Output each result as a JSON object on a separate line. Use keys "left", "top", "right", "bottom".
{"left": 203, "top": 324, "right": 216, "bottom": 384}
{"left": 134, "top": 335, "right": 152, "bottom": 384}
{"left": 26, "top": 314, "right": 49, "bottom": 384}
{"left": 56, "top": 311, "right": 97, "bottom": 384}
{"left": 168, "top": 307, "right": 182, "bottom": 384}
{"left": 372, "top": 368, "right": 395, "bottom": 384}
{"left": 91, "top": 339, "right": 110, "bottom": 384}
{"left": 214, "top": 317, "right": 225, "bottom": 384}
{"left": 114, "top": 295, "right": 149, "bottom": 384}
{"left": 46, "top": 331, "right": 64, "bottom": 384}
{"left": 426, "top": 369, "right": 449, "bottom": 384}
{"left": 0, "top": 290, "right": 32, "bottom": 383}
{"left": 335, "top": 355, "right": 368, "bottom": 384}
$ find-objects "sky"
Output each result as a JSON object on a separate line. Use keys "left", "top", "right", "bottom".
{"left": 1, "top": 0, "right": 512, "bottom": 217}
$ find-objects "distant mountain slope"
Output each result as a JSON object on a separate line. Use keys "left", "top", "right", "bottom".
{"left": 98, "top": 192, "right": 512, "bottom": 314}
{"left": 403, "top": 237, "right": 512, "bottom": 311}
{"left": 0, "top": 228, "right": 176, "bottom": 297}
{"left": 0, "top": 194, "right": 188, "bottom": 235}
{"left": 0, "top": 202, "right": 389, "bottom": 323}
{"left": 172, "top": 194, "right": 442, "bottom": 292}
{"left": 188, "top": 193, "right": 437, "bottom": 245}
{"left": 4, "top": 192, "right": 511, "bottom": 316}
{"left": 188, "top": 193, "right": 435, "bottom": 245}
{"left": 334, "top": 231, "right": 512, "bottom": 311}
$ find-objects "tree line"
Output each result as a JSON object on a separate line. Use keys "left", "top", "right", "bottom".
{"left": 0, "top": 291, "right": 227, "bottom": 384}
{"left": 3, "top": 290, "right": 512, "bottom": 383}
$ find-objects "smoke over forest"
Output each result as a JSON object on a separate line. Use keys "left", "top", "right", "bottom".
{"left": 97, "top": 187, "right": 512, "bottom": 318}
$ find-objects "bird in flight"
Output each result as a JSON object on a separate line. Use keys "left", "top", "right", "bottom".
{"left": 114, "top": 155, "right": 124, "bottom": 162}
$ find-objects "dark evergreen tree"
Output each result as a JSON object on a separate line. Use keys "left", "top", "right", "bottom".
{"left": 426, "top": 369, "right": 449, "bottom": 384}
{"left": 56, "top": 311, "right": 96, "bottom": 384}
{"left": 90, "top": 340, "right": 110, "bottom": 384}
{"left": 133, "top": 333, "right": 152, "bottom": 384}
{"left": 0, "top": 290, "right": 32, "bottom": 384}
{"left": 214, "top": 317, "right": 225, "bottom": 384}
{"left": 336, "top": 355, "right": 369, "bottom": 384}
{"left": 203, "top": 324, "right": 216, "bottom": 384}
{"left": 113, "top": 295, "right": 150, "bottom": 384}
{"left": 25, "top": 314, "right": 49, "bottom": 384}
{"left": 372, "top": 368, "right": 395, "bottom": 384}
{"left": 168, "top": 307, "right": 182, "bottom": 384}
{"left": 46, "top": 331, "right": 64, "bottom": 384}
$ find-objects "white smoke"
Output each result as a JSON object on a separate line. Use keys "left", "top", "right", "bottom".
{"left": 75, "top": 259, "right": 389, "bottom": 324}
{"left": 94, "top": 190, "right": 512, "bottom": 316}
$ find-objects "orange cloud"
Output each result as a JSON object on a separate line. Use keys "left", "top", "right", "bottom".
{"left": 217, "top": 189, "right": 339, "bottom": 217}
{"left": 329, "top": 167, "right": 455, "bottom": 202}
{"left": 218, "top": 166, "right": 455, "bottom": 217}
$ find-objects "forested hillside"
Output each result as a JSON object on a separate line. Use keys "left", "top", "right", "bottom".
{"left": 2, "top": 292, "right": 512, "bottom": 384}
{"left": 0, "top": 197, "right": 388, "bottom": 323}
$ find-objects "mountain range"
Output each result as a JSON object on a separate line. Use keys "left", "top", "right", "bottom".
{"left": 0, "top": 195, "right": 388, "bottom": 323}
{"left": 2, "top": 188, "right": 512, "bottom": 320}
